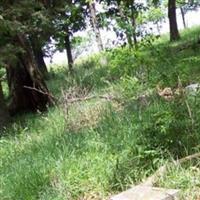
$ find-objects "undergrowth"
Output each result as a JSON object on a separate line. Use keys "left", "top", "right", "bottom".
{"left": 1, "top": 26, "right": 200, "bottom": 200}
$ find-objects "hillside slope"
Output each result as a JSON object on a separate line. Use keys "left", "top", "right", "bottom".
{"left": 1, "top": 27, "right": 200, "bottom": 200}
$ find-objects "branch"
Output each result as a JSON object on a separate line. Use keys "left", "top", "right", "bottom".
{"left": 64, "top": 94, "right": 121, "bottom": 104}
{"left": 23, "top": 86, "right": 57, "bottom": 102}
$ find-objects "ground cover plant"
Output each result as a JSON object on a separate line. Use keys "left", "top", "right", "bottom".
{"left": 0, "top": 27, "right": 200, "bottom": 200}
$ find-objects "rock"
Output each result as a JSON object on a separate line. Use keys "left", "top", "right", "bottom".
{"left": 185, "top": 83, "right": 200, "bottom": 95}
{"left": 110, "top": 185, "right": 179, "bottom": 200}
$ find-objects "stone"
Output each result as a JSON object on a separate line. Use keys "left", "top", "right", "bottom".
{"left": 185, "top": 83, "right": 200, "bottom": 95}
{"left": 110, "top": 186, "right": 179, "bottom": 200}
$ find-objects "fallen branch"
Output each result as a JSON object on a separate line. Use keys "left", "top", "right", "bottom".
{"left": 66, "top": 95, "right": 96, "bottom": 103}
{"left": 23, "top": 85, "right": 57, "bottom": 103}
{"left": 64, "top": 94, "right": 121, "bottom": 104}
{"left": 142, "top": 152, "right": 200, "bottom": 186}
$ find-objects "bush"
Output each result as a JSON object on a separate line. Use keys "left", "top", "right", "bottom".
{"left": 141, "top": 94, "right": 200, "bottom": 156}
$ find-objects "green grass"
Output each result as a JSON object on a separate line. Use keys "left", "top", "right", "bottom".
{"left": 1, "top": 105, "right": 166, "bottom": 199}
{"left": 1, "top": 26, "right": 200, "bottom": 200}
{"left": 155, "top": 160, "right": 200, "bottom": 199}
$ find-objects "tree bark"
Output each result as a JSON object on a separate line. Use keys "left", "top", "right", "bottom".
{"left": 0, "top": 82, "right": 9, "bottom": 129}
{"left": 130, "top": 4, "right": 137, "bottom": 47}
{"left": 168, "top": 0, "right": 180, "bottom": 41}
{"left": 64, "top": 29, "right": 74, "bottom": 74}
{"left": 89, "top": 1, "right": 104, "bottom": 51}
{"left": 30, "top": 37, "right": 48, "bottom": 77}
{"left": 180, "top": 7, "right": 186, "bottom": 28}
{"left": 7, "top": 34, "right": 52, "bottom": 115}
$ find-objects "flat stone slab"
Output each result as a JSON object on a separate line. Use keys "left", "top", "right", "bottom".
{"left": 110, "top": 186, "right": 179, "bottom": 200}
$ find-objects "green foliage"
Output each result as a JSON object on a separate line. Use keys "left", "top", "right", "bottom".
{"left": 105, "top": 48, "right": 136, "bottom": 79}
{"left": 145, "top": 7, "right": 165, "bottom": 23}
{"left": 141, "top": 95, "right": 200, "bottom": 156}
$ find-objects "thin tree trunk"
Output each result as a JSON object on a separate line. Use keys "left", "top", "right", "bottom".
{"left": 130, "top": 4, "right": 137, "bottom": 47}
{"left": 89, "top": 1, "right": 104, "bottom": 51}
{"left": 118, "top": 3, "right": 133, "bottom": 47}
{"left": 180, "top": 7, "right": 186, "bottom": 28}
{"left": 0, "top": 81, "right": 9, "bottom": 129}
{"left": 126, "top": 33, "right": 133, "bottom": 48}
{"left": 7, "top": 34, "right": 52, "bottom": 115}
{"left": 168, "top": 0, "right": 180, "bottom": 41}
{"left": 30, "top": 37, "right": 48, "bottom": 77}
{"left": 64, "top": 29, "right": 73, "bottom": 74}
{"left": 131, "top": 16, "right": 137, "bottom": 46}
{"left": 156, "top": 22, "right": 161, "bottom": 35}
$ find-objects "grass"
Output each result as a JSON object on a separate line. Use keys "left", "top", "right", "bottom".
{"left": 155, "top": 160, "right": 200, "bottom": 199}
{"left": 1, "top": 26, "right": 200, "bottom": 200}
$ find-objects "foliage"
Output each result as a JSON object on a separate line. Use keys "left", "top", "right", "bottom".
{"left": 52, "top": 0, "right": 88, "bottom": 51}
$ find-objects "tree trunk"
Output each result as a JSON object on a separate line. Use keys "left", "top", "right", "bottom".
{"left": 156, "top": 22, "right": 161, "bottom": 35}
{"left": 180, "top": 7, "right": 186, "bottom": 28}
{"left": 64, "top": 30, "right": 74, "bottom": 74}
{"left": 0, "top": 82, "right": 9, "bottom": 129}
{"left": 168, "top": 0, "right": 180, "bottom": 41}
{"left": 130, "top": 4, "right": 137, "bottom": 47}
{"left": 89, "top": 1, "right": 104, "bottom": 51}
{"left": 118, "top": 3, "right": 133, "bottom": 48}
{"left": 30, "top": 37, "right": 48, "bottom": 77}
{"left": 7, "top": 34, "right": 52, "bottom": 115}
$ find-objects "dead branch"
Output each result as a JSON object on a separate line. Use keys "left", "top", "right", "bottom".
{"left": 63, "top": 94, "right": 121, "bottom": 104}
{"left": 23, "top": 85, "right": 57, "bottom": 103}
{"left": 66, "top": 95, "right": 96, "bottom": 103}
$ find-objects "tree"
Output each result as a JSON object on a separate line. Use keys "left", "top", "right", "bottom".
{"left": 0, "top": 1, "right": 53, "bottom": 114}
{"left": 64, "top": 26, "right": 74, "bottom": 73}
{"left": 144, "top": 2, "right": 165, "bottom": 35}
{"left": 7, "top": 34, "right": 52, "bottom": 114}
{"left": 30, "top": 37, "right": 48, "bottom": 77}
{"left": 89, "top": 0, "right": 104, "bottom": 51}
{"left": 168, "top": 0, "right": 180, "bottom": 41}
{"left": 100, "top": 0, "right": 146, "bottom": 48}
{"left": 51, "top": 0, "right": 88, "bottom": 73}
{"left": 178, "top": 0, "right": 200, "bottom": 29}
{"left": 180, "top": 6, "right": 186, "bottom": 28}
